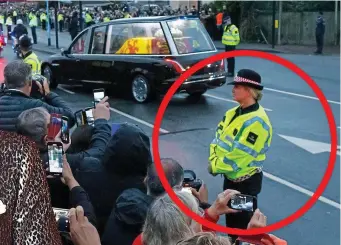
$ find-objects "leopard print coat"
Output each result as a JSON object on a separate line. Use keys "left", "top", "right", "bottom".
{"left": 0, "top": 131, "right": 62, "bottom": 245}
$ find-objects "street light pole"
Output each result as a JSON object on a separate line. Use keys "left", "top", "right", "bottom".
{"left": 272, "top": 1, "right": 276, "bottom": 49}
{"left": 79, "top": 1, "right": 83, "bottom": 31}
{"left": 46, "top": 0, "right": 51, "bottom": 46}
{"left": 54, "top": 1, "right": 59, "bottom": 49}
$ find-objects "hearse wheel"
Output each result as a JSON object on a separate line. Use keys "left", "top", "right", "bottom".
{"left": 42, "top": 66, "right": 58, "bottom": 89}
{"left": 187, "top": 89, "right": 207, "bottom": 98}
{"left": 131, "top": 74, "right": 154, "bottom": 103}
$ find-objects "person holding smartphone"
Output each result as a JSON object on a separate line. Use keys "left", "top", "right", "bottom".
{"left": 208, "top": 69, "right": 273, "bottom": 243}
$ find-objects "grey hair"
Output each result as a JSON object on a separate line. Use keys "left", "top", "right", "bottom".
{"left": 142, "top": 190, "right": 199, "bottom": 245}
{"left": 177, "top": 232, "right": 232, "bottom": 245}
{"left": 4, "top": 60, "right": 32, "bottom": 89}
{"left": 16, "top": 107, "right": 50, "bottom": 148}
{"left": 146, "top": 158, "right": 184, "bottom": 197}
{"left": 249, "top": 88, "right": 263, "bottom": 101}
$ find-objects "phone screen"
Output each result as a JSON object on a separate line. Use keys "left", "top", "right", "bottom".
{"left": 48, "top": 115, "right": 62, "bottom": 140}
{"left": 75, "top": 111, "right": 83, "bottom": 126}
{"left": 61, "top": 117, "right": 69, "bottom": 144}
{"left": 48, "top": 143, "right": 63, "bottom": 174}
{"left": 230, "top": 194, "right": 255, "bottom": 212}
{"left": 85, "top": 109, "right": 94, "bottom": 126}
{"left": 53, "top": 208, "right": 69, "bottom": 222}
{"left": 94, "top": 90, "right": 104, "bottom": 106}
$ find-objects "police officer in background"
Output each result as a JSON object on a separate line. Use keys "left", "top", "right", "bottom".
{"left": 208, "top": 69, "right": 273, "bottom": 243}
{"left": 19, "top": 35, "right": 41, "bottom": 75}
{"left": 222, "top": 16, "right": 240, "bottom": 77}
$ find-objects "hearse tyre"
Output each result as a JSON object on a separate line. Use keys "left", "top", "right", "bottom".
{"left": 131, "top": 74, "right": 155, "bottom": 103}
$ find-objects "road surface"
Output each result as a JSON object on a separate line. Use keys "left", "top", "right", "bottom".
{"left": 0, "top": 45, "right": 340, "bottom": 245}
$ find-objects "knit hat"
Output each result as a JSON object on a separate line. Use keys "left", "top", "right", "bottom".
{"left": 227, "top": 69, "right": 263, "bottom": 90}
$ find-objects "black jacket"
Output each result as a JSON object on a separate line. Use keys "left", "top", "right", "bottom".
{"left": 101, "top": 188, "right": 154, "bottom": 245}
{"left": 75, "top": 123, "right": 152, "bottom": 235}
{"left": 0, "top": 90, "right": 75, "bottom": 132}
{"left": 13, "top": 24, "right": 28, "bottom": 39}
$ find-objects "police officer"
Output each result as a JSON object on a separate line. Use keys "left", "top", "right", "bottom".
{"left": 222, "top": 16, "right": 240, "bottom": 77}
{"left": 208, "top": 69, "right": 273, "bottom": 243}
{"left": 19, "top": 35, "right": 41, "bottom": 75}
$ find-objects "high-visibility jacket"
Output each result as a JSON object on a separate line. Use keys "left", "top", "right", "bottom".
{"left": 209, "top": 105, "right": 272, "bottom": 180}
{"left": 13, "top": 11, "right": 17, "bottom": 17}
{"left": 85, "top": 13, "right": 92, "bottom": 23}
{"left": 58, "top": 14, "right": 64, "bottom": 22}
{"left": 29, "top": 12, "right": 33, "bottom": 20}
{"left": 23, "top": 51, "right": 41, "bottom": 75}
{"left": 103, "top": 17, "right": 110, "bottom": 22}
{"left": 124, "top": 13, "right": 132, "bottom": 18}
{"left": 0, "top": 15, "right": 4, "bottom": 24}
{"left": 29, "top": 15, "right": 37, "bottom": 27}
{"left": 5, "top": 17, "right": 12, "bottom": 26}
{"left": 222, "top": 24, "right": 240, "bottom": 46}
{"left": 40, "top": 13, "right": 47, "bottom": 22}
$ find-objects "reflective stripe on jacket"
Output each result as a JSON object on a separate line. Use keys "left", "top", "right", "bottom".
{"left": 209, "top": 105, "right": 272, "bottom": 180}
{"left": 222, "top": 24, "right": 240, "bottom": 46}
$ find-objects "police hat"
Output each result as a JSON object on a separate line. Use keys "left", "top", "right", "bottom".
{"left": 227, "top": 69, "right": 263, "bottom": 90}
{"left": 19, "top": 35, "right": 32, "bottom": 48}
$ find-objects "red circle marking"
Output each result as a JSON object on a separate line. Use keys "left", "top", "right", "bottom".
{"left": 152, "top": 50, "right": 337, "bottom": 235}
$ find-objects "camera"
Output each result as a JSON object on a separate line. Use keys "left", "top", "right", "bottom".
{"left": 182, "top": 170, "right": 202, "bottom": 192}
{"left": 30, "top": 74, "right": 46, "bottom": 99}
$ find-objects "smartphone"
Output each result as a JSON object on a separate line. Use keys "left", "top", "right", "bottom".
{"left": 74, "top": 110, "right": 85, "bottom": 126}
{"left": 47, "top": 142, "right": 63, "bottom": 176}
{"left": 228, "top": 194, "right": 257, "bottom": 212}
{"left": 61, "top": 116, "right": 70, "bottom": 144}
{"left": 47, "top": 114, "right": 62, "bottom": 140}
{"left": 93, "top": 88, "right": 105, "bottom": 107}
{"left": 85, "top": 107, "right": 94, "bottom": 126}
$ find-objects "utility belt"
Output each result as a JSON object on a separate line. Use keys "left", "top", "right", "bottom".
{"left": 224, "top": 168, "right": 262, "bottom": 183}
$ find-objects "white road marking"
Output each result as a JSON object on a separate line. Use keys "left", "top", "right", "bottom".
{"left": 263, "top": 171, "right": 340, "bottom": 209}
{"left": 205, "top": 94, "right": 273, "bottom": 111}
{"left": 57, "top": 86, "right": 75, "bottom": 94}
{"left": 57, "top": 86, "right": 339, "bottom": 209}
{"left": 264, "top": 87, "right": 341, "bottom": 105}
{"left": 109, "top": 107, "right": 169, "bottom": 134}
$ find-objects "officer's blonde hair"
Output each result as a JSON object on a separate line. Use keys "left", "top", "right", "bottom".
{"left": 249, "top": 88, "right": 263, "bottom": 101}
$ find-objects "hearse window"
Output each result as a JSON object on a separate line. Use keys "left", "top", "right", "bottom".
{"left": 107, "top": 24, "right": 132, "bottom": 54}
{"left": 91, "top": 26, "right": 107, "bottom": 54}
{"left": 166, "top": 19, "right": 215, "bottom": 54}
{"left": 71, "top": 30, "right": 89, "bottom": 54}
{"left": 106, "top": 22, "right": 170, "bottom": 55}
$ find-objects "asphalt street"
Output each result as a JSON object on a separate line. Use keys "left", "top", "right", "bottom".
{"left": 0, "top": 45, "right": 340, "bottom": 245}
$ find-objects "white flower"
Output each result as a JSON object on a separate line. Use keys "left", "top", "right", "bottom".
{"left": 0, "top": 200, "right": 6, "bottom": 215}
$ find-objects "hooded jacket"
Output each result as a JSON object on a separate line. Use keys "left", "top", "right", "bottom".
{"left": 75, "top": 123, "right": 152, "bottom": 235}
{"left": 101, "top": 188, "right": 154, "bottom": 245}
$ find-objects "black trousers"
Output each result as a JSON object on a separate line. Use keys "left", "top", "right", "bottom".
{"left": 224, "top": 172, "right": 263, "bottom": 243}
{"left": 225, "top": 45, "right": 236, "bottom": 75}
{"left": 316, "top": 34, "right": 324, "bottom": 53}
{"left": 31, "top": 26, "right": 37, "bottom": 44}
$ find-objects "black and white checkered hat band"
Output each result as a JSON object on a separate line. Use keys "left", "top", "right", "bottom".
{"left": 234, "top": 76, "right": 260, "bottom": 86}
